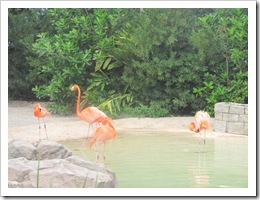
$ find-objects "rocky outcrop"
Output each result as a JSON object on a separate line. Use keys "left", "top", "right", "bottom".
{"left": 8, "top": 139, "right": 117, "bottom": 188}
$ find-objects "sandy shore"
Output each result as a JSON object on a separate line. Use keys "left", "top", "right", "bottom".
{"left": 8, "top": 101, "right": 246, "bottom": 143}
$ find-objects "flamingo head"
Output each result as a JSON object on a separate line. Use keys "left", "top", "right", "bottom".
{"left": 70, "top": 84, "right": 80, "bottom": 91}
{"left": 70, "top": 85, "right": 75, "bottom": 91}
{"left": 189, "top": 122, "right": 200, "bottom": 133}
{"left": 34, "top": 103, "right": 41, "bottom": 110}
{"left": 34, "top": 104, "right": 42, "bottom": 113}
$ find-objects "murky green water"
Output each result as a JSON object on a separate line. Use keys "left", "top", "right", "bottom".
{"left": 60, "top": 131, "right": 248, "bottom": 188}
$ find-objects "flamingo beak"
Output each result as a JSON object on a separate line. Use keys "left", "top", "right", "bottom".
{"left": 70, "top": 86, "right": 74, "bottom": 91}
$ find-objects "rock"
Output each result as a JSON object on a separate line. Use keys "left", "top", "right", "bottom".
{"left": 66, "top": 155, "right": 117, "bottom": 187}
{"left": 8, "top": 139, "right": 72, "bottom": 160}
{"left": 8, "top": 139, "right": 37, "bottom": 160}
{"left": 35, "top": 140, "right": 72, "bottom": 160}
{"left": 8, "top": 139, "right": 117, "bottom": 188}
{"left": 8, "top": 181, "right": 20, "bottom": 188}
{"left": 66, "top": 155, "right": 107, "bottom": 173}
{"left": 8, "top": 157, "right": 35, "bottom": 183}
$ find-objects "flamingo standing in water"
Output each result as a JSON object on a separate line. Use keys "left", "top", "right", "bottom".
{"left": 70, "top": 84, "right": 107, "bottom": 140}
{"left": 34, "top": 103, "right": 50, "bottom": 141}
{"left": 189, "top": 111, "right": 210, "bottom": 144}
{"left": 88, "top": 117, "right": 117, "bottom": 162}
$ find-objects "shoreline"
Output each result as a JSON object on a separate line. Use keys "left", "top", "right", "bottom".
{"left": 8, "top": 101, "right": 247, "bottom": 143}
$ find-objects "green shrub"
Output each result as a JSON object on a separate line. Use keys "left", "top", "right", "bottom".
{"left": 121, "top": 101, "right": 170, "bottom": 118}
{"left": 31, "top": 9, "right": 123, "bottom": 115}
{"left": 11, "top": 8, "right": 247, "bottom": 116}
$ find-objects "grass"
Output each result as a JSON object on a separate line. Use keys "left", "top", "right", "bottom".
{"left": 36, "top": 159, "right": 40, "bottom": 188}
{"left": 82, "top": 173, "right": 89, "bottom": 188}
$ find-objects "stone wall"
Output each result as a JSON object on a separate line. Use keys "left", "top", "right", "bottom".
{"left": 214, "top": 102, "right": 248, "bottom": 135}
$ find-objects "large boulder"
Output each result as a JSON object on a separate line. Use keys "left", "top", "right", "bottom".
{"left": 8, "top": 139, "right": 117, "bottom": 188}
{"left": 8, "top": 139, "right": 37, "bottom": 160}
{"left": 35, "top": 140, "right": 72, "bottom": 160}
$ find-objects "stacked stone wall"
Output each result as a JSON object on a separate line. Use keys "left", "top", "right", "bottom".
{"left": 214, "top": 102, "right": 248, "bottom": 135}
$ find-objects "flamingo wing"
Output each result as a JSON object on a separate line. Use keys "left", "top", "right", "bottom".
{"left": 88, "top": 124, "right": 116, "bottom": 148}
{"left": 80, "top": 107, "right": 102, "bottom": 124}
{"left": 34, "top": 104, "right": 49, "bottom": 118}
{"left": 195, "top": 111, "right": 210, "bottom": 123}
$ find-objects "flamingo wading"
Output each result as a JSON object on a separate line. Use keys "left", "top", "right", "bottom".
{"left": 88, "top": 117, "right": 117, "bottom": 162}
{"left": 189, "top": 111, "right": 210, "bottom": 144}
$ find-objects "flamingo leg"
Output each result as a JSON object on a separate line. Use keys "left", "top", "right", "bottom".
{"left": 203, "top": 129, "right": 206, "bottom": 144}
{"left": 199, "top": 131, "right": 202, "bottom": 144}
{"left": 96, "top": 122, "right": 101, "bottom": 128}
{"left": 43, "top": 117, "right": 48, "bottom": 140}
{"left": 87, "top": 124, "right": 96, "bottom": 138}
{"left": 102, "top": 142, "right": 106, "bottom": 162}
{"left": 38, "top": 118, "right": 41, "bottom": 141}
{"left": 95, "top": 142, "right": 100, "bottom": 163}
{"left": 86, "top": 125, "right": 91, "bottom": 139}
{"left": 80, "top": 139, "right": 87, "bottom": 150}
{"left": 80, "top": 126, "right": 94, "bottom": 150}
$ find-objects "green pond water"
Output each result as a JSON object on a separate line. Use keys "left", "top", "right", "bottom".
{"left": 59, "top": 131, "right": 248, "bottom": 188}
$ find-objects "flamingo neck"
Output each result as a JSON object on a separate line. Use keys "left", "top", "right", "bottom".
{"left": 107, "top": 120, "right": 117, "bottom": 137}
{"left": 75, "top": 85, "right": 81, "bottom": 116}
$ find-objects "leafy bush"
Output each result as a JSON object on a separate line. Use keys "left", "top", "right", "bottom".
{"left": 9, "top": 8, "right": 247, "bottom": 117}
{"left": 113, "top": 9, "right": 213, "bottom": 115}
{"left": 121, "top": 101, "right": 170, "bottom": 118}
{"left": 191, "top": 8, "right": 248, "bottom": 115}
{"left": 8, "top": 8, "right": 52, "bottom": 100}
{"left": 31, "top": 9, "right": 123, "bottom": 115}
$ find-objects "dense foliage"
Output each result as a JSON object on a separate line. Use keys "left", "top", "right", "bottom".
{"left": 191, "top": 8, "right": 248, "bottom": 114}
{"left": 8, "top": 8, "right": 52, "bottom": 100}
{"left": 30, "top": 8, "right": 124, "bottom": 114}
{"left": 8, "top": 8, "right": 248, "bottom": 117}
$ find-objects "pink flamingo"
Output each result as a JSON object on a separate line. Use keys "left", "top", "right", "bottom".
{"left": 33, "top": 103, "right": 51, "bottom": 141}
{"left": 87, "top": 117, "right": 117, "bottom": 162}
{"left": 70, "top": 84, "right": 107, "bottom": 140}
{"left": 189, "top": 111, "right": 210, "bottom": 144}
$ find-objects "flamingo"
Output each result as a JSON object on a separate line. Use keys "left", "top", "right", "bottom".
{"left": 70, "top": 84, "right": 108, "bottom": 140}
{"left": 33, "top": 103, "right": 50, "bottom": 141}
{"left": 87, "top": 117, "right": 117, "bottom": 162}
{"left": 189, "top": 111, "right": 210, "bottom": 144}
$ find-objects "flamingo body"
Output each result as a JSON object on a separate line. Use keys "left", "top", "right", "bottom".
{"left": 34, "top": 104, "right": 50, "bottom": 118}
{"left": 88, "top": 117, "right": 116, "bottom": 147}
{"left": 195, "top": 111, "right": 210, "bottom": 124}
{"left": 78, "top": 106, "right": 107, "bottom": 125}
